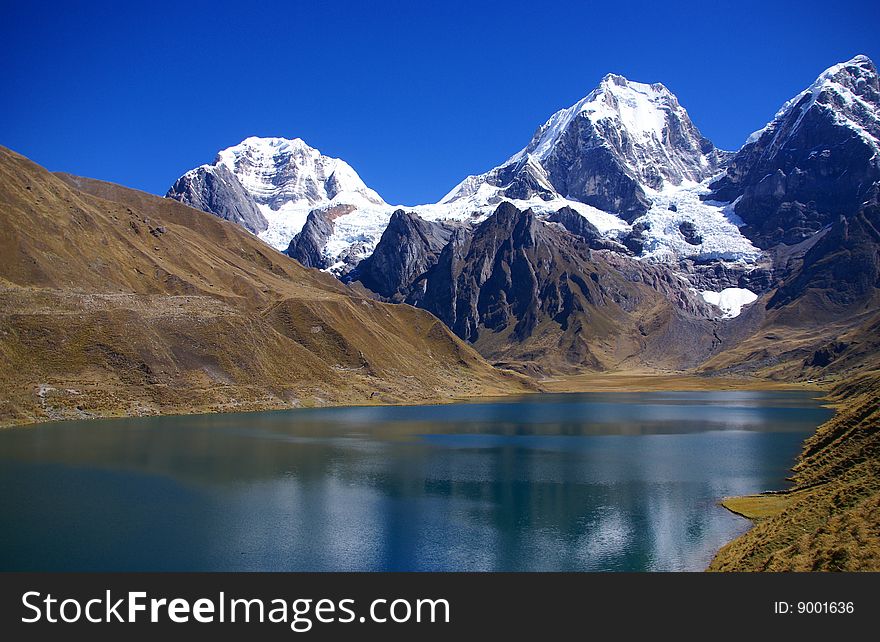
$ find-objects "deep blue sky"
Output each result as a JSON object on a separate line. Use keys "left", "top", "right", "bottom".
{"left": 1, "top": 1, "right": 877, "bottom": 205}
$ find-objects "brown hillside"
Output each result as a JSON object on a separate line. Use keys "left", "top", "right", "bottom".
{"left": 0, "top": 147, "right": 528, "bottom": 426}
{"left": 702, "top": 193, "right": 880, "bottom": 382}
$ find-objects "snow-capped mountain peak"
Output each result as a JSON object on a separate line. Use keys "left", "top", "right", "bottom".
{"left": 167, "top": 136, "right": 387, "bottom": 249}
{"left": 169, "top": 71, "right": 755, "bottom": 273}
{"left": 511, "top": 74, "right": 676, "bottom": 164}
{"left": 441, "top": 72, "right": 728, "bottom": 221}
{"left": 745, "top": 54, "right": 879, "bottom": 156}
{"left": 213, "top": 136, "right": 385, "bottom": 209}
{"left": 709, "top": 55, "right": 879, "bottom": 248}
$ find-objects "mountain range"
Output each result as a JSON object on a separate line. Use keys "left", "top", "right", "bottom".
{"left": 2, "top": 55, "right": 877, "bottom": 418}
{"left": 168, "top": 55, "right": 880, "bottom": 378}
{"left": 2, "top": 53, "right": 879, "bottom": 572}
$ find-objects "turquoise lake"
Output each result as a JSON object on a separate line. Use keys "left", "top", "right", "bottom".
{"left": 0, "top": 390, "right": 833, "bottom": 571}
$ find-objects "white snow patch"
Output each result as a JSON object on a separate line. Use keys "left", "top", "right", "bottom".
{"left": 257, "top": 202, "right": 312, "bottom": 251}
{"left": 700, "top": 288, "right": 758, "bottom": 319}
{"left": 635, "top": 183, "right": 760, "bottom": 263}
{"left": 322, "top": 204, "right": 395, "bottom": 266}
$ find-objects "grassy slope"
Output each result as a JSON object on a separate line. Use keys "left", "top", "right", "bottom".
{"left": 699, "top": 295, "right": 880, "bottom": 384}
{"left": 0, "top": 147, "right": 529, "bottom": 427}
{"left": 709, "top": 370, "right": 880, "bottom": 571}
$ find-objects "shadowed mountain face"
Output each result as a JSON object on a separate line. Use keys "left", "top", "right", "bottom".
{"left": 709, "top": 56, "right": 880, "bottom": 249}
{"left": 546, "top": 206, "right": 631, "bottom": 253}
{"left": 284, "top": 207, "right": 336, "bottom": 269}
{"left": 365, "top": 203, "right": 719, "bottom": 373}
{"left": 0, "top": 147, "right": 527, "bottom": 427}
{"left": 283, "top": 204, "right": 358, "bottom": 270}
{"left": 769, "top": 190, "right": 880, "bottom": 311}
{"left": 166, "top": 163, "right": 268, "bottom": 234}
{"left": 345, "top": 210, "right": 455, "bottom": 300}
{"left": 692, "top": 56, "right": 880, "bottom": 379}
{"left": 347, "top": 190, "right": 878, "bottom": 378}
{"left": 698, "top": 191, "right": 880, "bottom": 380}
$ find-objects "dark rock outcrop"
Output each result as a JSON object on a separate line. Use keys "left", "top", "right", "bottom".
{"left": 408, "top": 203, "right": 550, "bottom": 343}
{"left": 683, "top": 260, "right": 773, "bottom": 293}
{"left": 402, "top": 202, "right": 717, "bottom": 371}
{"left": 285, "top": 209, "right": 335, "bottom": 269}
{"left": 285, "top": 204, "right": 359, "bottom": 270}
{"left": 547, "top": 206, "right": 630, "bottom": 252}
{"left": 678, "top": 221, "right": 702, "bottom": 245}
{"left": 166, "top": 165, "right": 267, "bottom": 234}
{"left": 708, "top": 55, "right": 880, "bottom": 248}
{"left": 347, "top": 210, "right": 455, "bottom": 300}
{"left": 769, "top": 189, "right": 880, "bottom": 311}
{"left": 619, "top": 220, "right": 651, "bottom": 255}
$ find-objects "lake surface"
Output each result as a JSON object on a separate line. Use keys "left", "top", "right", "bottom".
{"left": 0, "top": 391, "right": 833, "bottom": 572}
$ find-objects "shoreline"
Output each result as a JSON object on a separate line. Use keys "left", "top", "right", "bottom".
{"left": 537, "top": 372, "right": 827, "bottom": 394}
{"left": 718, "top": 491, "right": 801, "bottom": 521}
{"left": 1, "top": 371, "right": 829, "bottom": 430}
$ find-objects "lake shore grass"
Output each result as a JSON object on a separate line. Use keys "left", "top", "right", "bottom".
{"left": 720, "top": 493, "right": 797, "bottom": 520}
{"left": 538, "top": 371, "right": 826, "bottom": 393}
{"left": 709, "top": 370, "right": 880, "bottom": 571}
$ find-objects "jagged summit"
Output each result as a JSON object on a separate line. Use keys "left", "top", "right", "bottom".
{"left": 745, "top": 54, "right": 879, "bottom": 155}
{"left": 508, "top": 73, "right": 709, "bottom": 176}
{"left": 170, "top": 60, "right": 878, "bottom": 273}
{"left": 710, "top": 54, "right": 880, "bottom": 247}
{"left": 441, "top": 71, "right": 728, "bottom": 220}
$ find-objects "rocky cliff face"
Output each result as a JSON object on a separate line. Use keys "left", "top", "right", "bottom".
{"left": 284, "top": 204, "right": 358, "bottom": 270}
{"left": 546, "top": 206, "right": 630, "bottom": 252}
{"left": 163, "top": 57, "right": 880, "bottom": 378}
{"left": 709, "top": 55, "right": 880, "bottom": 248}
{"left": 769, "top": 187, "right": 880, "bottom": 312}
{"left": 166, "top": 163, "right": 268, "bottom": 234}
{"left": 347, "top": 210, "right": 455, "bottom": 300}
{"left": 399, "top": 202, "right": 718, "bottom": 372}
{"left": 284, "top": 209, "right": 336, "bottom": 269}
{"left": 690, "top": 56, "right": 880, "bottom": 379}
{"left": 166, "top": 73, "right": 753, "bottom": 271}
